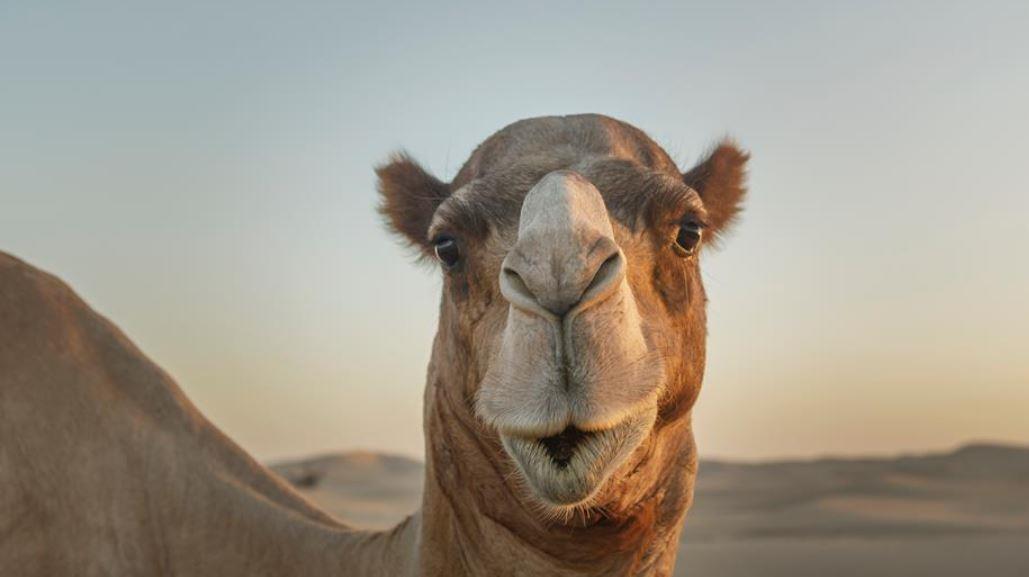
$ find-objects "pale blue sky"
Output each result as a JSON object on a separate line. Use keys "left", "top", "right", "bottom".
{"left": 2, "top": 1, "right": 1027, "bottom": 461}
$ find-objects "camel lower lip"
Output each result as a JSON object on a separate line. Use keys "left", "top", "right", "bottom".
{"left": 500, "top": 409, "right": 656, "bottom": 508}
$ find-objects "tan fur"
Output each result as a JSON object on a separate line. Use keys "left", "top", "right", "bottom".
{"left": 0, "top": 253, "right": 418, "bottom": 576}
{"left": 0, "top": 114, "right": 747, "bottom": 576}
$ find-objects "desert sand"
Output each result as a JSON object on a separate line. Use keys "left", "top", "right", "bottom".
{"left": 272, "top": 443, "right": 1029, "bottom": 576}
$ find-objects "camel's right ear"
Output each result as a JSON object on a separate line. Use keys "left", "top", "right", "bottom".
{"left": 376, "top": 152, "right": 450, "bottom": 254}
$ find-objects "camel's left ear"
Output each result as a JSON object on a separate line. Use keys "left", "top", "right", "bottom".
{"left": 682, "top": 141, "right": 750, "bottom": 243}
{"left": 376, "top": 152, "right": 450, "bottom": 256}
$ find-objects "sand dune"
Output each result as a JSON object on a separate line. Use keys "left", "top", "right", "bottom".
{"left": 271, "top": 443, "right": 1029, "bottom": 576}
{"left": 271, "top": 451, "right": 423, "bottom": 531}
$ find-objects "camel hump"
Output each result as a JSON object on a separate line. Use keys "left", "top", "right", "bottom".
{"left": 0, "top": 250, "right": 70, "bottom": 305}
{"left": 0, "top": 250, "right": 128, "bottom": 372}
{"left": 0, "top": 249, "right": 189, "bottom": 416}
{"left": 0, "top": 251, "right": 84, "bottom": 361}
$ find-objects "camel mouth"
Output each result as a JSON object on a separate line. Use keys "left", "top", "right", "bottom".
{"left": 499, "top": 408, "right": 657, "bottom": 511}
{"left": 538, "top": 426, "right": 592, "bottom": 469}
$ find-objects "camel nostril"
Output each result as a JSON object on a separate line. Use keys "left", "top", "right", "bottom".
{"left": 500, "top": 248, "right": 624, "bottom": 319}
{"left": 579, "top": 251, "right": 622, "bottom": 305}
{"left": 501, "top": 267, "right": 535, "bottom": 303}
{"left": 501, "top": 264, "right": 574, "bottom": 318}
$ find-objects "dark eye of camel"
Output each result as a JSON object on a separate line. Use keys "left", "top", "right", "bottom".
{"left": 674, "top": 221, "right": 702, "bottom": 256}
{"left": 433, "top": 237, "right": 460, "bottom": 269}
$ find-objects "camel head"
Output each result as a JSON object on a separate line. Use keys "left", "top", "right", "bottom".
{"left": 377, "top": 114, "right": 747, "bottom": 523}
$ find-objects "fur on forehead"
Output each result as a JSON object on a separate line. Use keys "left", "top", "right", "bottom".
{"left": 375, "top": 114, "right": 749, "bottom": 257}
{"left": 449, "top": 114, "right": 683, "bottom": 189}
{"left": 428, "top": 158, "right": 708, "bottom": 243}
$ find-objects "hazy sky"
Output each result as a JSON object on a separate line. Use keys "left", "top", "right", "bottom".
{"left": 2, "top": 1, "right": 1027, "bottom": 462}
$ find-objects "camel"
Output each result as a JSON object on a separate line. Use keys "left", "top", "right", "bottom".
{"left": 0, "top": 113, "right": 748, "bottom": 576}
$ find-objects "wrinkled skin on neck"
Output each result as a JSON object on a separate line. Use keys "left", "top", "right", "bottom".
{"left": 419, "top": 323, "right": 700, "bottom": 576}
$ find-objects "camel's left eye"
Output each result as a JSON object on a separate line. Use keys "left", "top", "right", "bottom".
{"left": 433, "top": 237, "right": 460, "bottom": 269}
{"left": 673, "top": 221, "right": 702, "bottom": 256}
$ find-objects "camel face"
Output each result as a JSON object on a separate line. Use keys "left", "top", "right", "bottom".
{"left": 378, "top": 114, "right": 747, "bottom": 520}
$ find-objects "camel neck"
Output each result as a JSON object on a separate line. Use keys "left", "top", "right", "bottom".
{"left": 413, "top": 375, "right": 697, "bottom": 577}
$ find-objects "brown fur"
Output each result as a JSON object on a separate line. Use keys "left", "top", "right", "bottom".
{"left": 681, "top": 143, "right": 750, "bottom": 244}
{"left": 376, "top": 152, "right": 451, "bottom": 257}
{"left": 0, "top": 252, "right": 417, "bottom": 577}
{"left": 0, "top": 113, "right": 747, "bottom": 576}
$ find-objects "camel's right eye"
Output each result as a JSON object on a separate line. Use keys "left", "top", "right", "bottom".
{"left": 673, "top": 221, "right": 703, "bottom": 257}
{"left": 433, "top": 237, "right": 460, "bottom": 269}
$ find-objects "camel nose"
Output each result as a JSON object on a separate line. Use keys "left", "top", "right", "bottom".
{"left": 500, "top": 171, "right": 625, "bottom": 319}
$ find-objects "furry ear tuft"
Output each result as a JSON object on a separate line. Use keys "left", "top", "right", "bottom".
{"left": 682, "top": 141, "right": 749, "bottom": 243}
{"left": 375, "top": 152, "right": 450, "bottom": 254}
